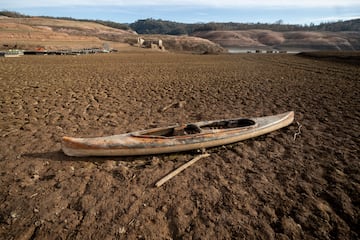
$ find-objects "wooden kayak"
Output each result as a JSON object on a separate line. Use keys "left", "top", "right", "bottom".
{"left": 62, "top": 111, "right": 294, "bottom": 157}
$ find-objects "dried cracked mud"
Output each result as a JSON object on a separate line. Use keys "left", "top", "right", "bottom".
{"left": 0, "top": 52, "right": 359, "bottom": 239}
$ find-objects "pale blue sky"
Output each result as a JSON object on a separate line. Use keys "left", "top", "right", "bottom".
{"left": 2, "top": 0, "right": 360, "bottom": 24}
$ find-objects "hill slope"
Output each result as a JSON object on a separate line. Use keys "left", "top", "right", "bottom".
{"left": 1, "top": 14, "right": 358, "bottom": 52}
{"left": 0, "top": 16, "right": 135, "bottom": 50}
{"left": 0, "top": 16, "right": 225, "bottom": 53}
{"left": 130, "top": 18, "right": 360, "bottom": 51}
{"left": 0, "top": 17, "right": 133, "bottom": 49}
{"left": 193, "top": 30, "right": 360, "bottom": 51}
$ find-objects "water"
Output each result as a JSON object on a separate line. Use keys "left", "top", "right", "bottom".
{"left": 226, "top": 47, "right": 300, "bottom": 54}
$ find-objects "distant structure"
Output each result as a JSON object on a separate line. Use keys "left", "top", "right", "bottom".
{"left": 2, "top": 49, "right": 24, "bottom": 57}
{"left": 137, "top": 38, "right": 145, "bottom": 46}
{"left": 137, "top": 37, "right": 165, "bottom": 51}
{"left": 103, "top": 43, "right": 110, "bottom": 53}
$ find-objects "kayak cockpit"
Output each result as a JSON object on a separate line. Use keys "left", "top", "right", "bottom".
{"left": 133, "top": 118, "right": 256, "bottom": 138}
{"left": 200, "top": 118, "right": 255, "bottom": 130}
{"left": 133, "top": 124, "right": 202, "bottom": 137}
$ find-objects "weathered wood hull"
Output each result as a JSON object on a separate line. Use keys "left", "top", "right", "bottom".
{"left": 62, "top": 111, "right": 294, "bottom": 156}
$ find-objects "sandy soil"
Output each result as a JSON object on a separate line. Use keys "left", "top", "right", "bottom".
{"left": 0, "top": 52, "right": 359, "bottom": 239}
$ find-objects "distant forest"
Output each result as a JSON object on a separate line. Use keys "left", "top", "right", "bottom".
{"left": 1, "top": 10, "right": 359, "bottom": 34}
{"left": 129, "top": 18, "right": 360, "bottom": 34}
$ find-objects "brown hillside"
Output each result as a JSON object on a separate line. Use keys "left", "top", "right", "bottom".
{"left": 0, "top": 17, "right": 225, "bottom": 53}
{"left": 0, "top": 16, "right": 134, "bottom": 50}
{"left": 129, "top": 34, "right": 225, "bottom": 53}
{"left": 193, "top": 30, "right": 284, "bottom": 48}
{"left": 193, "top": 30, "right": 360, "bottom": 51}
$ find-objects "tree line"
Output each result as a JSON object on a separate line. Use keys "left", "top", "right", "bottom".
{"left": 129, "top": 18, "right": 360, "bottom": 34}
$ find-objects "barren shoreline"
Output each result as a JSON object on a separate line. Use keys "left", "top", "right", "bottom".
{"left": 1, "top": 53, "right": 359, "bottom": 239}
